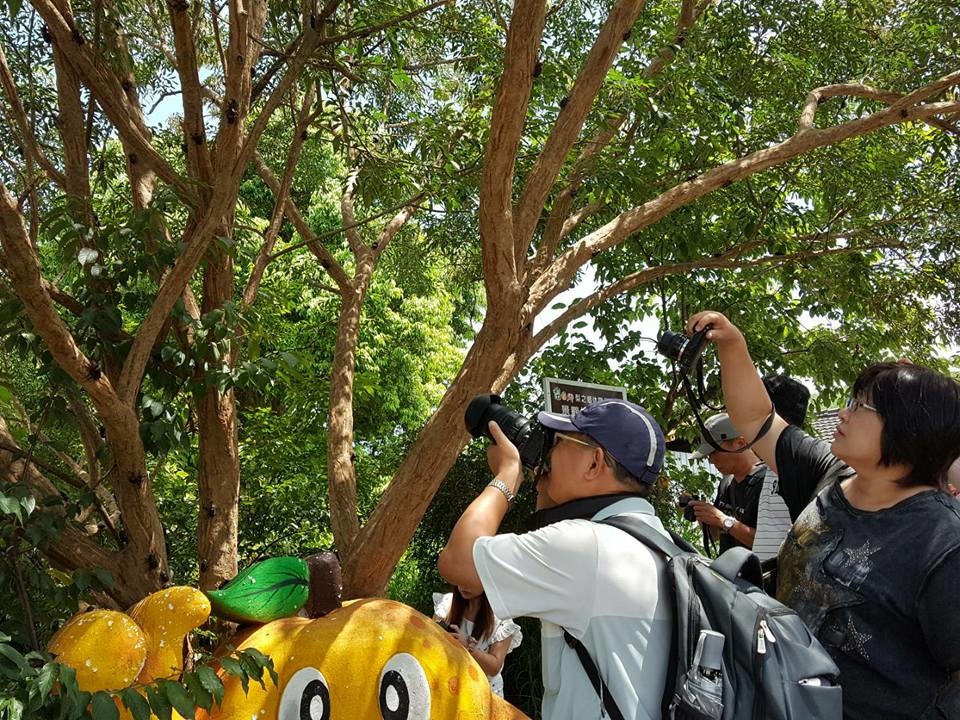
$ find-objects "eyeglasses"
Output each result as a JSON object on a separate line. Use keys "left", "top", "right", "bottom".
{"left": 845, "top": 397, "right": 879, "bottom": 414}
{"left": 540, "top": 432, "right": 601, "bottom": 474}
{"left": 552, "top": 432, "right": 600, "bottom": 450}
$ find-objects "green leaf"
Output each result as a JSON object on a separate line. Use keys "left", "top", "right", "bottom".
{"left": 0, "top": 495, "right": 23, "bottom": 524}
{"left": 195, "top": 665, "right": 224, "bottom": 707}
{"left": 0, "top": 697, "right": 23, "bottom": 720}
{"left": 119, "top": 688, "right": 151, "bottom": 720}
{"left": 160, "top": 680, "right": 195, "bottom": 718}
{"left": 219, "top": 656, "right": 248, "bottom": 694}
{"left": 183, "top": 670, "right": 213, "bottom": 710}
{"left": 205, "top": 556, "right": 309, "bottom": 623}
{"left": 28, "top": 662, "right": 58, "bottom": 707}
{"left": 77, "top": 247, "right": 99, "bottom": 266}
{"left": 90, "top": 692, "right": 120, "bottom": 720}
{"left": 0, "top": 643, "right": 30, "bottom": 676}
{"left": 144, "top": 684, "right": 172, "bottom": 720}
{"left": 242, "top": 648, "right": 278, "bottom": 687}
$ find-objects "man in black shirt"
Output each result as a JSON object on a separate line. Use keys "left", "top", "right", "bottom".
{"left": 687, "top": 412, "right": 765, "bottom": 552}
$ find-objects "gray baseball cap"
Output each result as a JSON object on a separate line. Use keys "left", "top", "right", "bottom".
{"left": 690, "top": 413, "right": 741, "bottom": 459}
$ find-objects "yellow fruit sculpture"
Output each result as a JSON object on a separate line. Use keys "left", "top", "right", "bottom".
{"left": 195, "top": 597, "right": 528, "bottom": 720}
{"left": 46, "top": 556, "right": 531, "bottom": 720}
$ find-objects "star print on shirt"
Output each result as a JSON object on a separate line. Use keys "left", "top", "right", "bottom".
{"left": 840, "top": 539, "right": 880, "bottom": 568}
{"left": 840, "top": 615, "right": 872, "bottom": 662}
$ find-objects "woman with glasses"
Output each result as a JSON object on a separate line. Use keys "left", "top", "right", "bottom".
{"left": 686, "top": 310, "right": 960, "bottom": 720}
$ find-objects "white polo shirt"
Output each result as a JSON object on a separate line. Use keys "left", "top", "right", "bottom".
{"left": 473, "top": 497, "right": 672, "bottom": 720}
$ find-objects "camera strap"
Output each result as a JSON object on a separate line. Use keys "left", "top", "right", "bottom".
{"left": 682, "top": 372, "right": 776, "bottom": 454}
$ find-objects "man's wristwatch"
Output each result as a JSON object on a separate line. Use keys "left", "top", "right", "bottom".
{"left": 487, "top": 478, "right": 516, "bottom": 503}
{"left": 721, "top": 515, "right": 736, "bottom": 531}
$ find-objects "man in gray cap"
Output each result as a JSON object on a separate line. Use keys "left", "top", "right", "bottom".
{"left": 687, "top": 412, "right": 766, "bottom": 553}
{"left": 439, "top": 400, "right": 671, "bottom": 720}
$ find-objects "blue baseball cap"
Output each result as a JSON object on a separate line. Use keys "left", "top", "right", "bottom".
{"left": 537, "top": 400, "right": 665, "bottom": 484}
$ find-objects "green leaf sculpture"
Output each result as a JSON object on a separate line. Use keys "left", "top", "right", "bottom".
{"left": 205, "top": 556, "right": 310, "bottom": 623}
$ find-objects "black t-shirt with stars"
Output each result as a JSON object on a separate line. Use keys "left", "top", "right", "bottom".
{"left": 776, "top": 426, "right": 960, "bottom": 720}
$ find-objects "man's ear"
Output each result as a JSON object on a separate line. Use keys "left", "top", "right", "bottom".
{"left": 732, "top": 436, "right": 748, "bottom": 450}
{"left": 584, "top": 448, "right": 605, "bottom": 481}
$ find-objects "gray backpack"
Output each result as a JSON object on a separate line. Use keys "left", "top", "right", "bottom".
{"left": 565, "top": 515, "right": 842, "bottom": 720}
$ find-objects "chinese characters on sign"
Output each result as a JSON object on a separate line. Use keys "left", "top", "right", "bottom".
{"left": 542, "top": 377, "right": 628, "bottom": 417}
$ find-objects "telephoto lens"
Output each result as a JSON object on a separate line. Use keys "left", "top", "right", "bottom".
{"left": 464, "top": 394, "right": 550, "bottom": 470}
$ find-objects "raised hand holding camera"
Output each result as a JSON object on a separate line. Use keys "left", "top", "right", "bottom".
{"left": 485, "top": 421, "right": 524, "bottom": 496}
{"left": 660, "top": 311, "right": 775, "bottom": 457}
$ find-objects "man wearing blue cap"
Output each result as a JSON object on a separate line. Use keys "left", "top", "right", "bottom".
{"left": 439, "top": 400, "right": 672, "bottom": 720}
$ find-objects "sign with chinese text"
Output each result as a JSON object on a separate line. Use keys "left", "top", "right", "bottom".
{"left": 542, "top": 377, "right": 628, "bottom": 417}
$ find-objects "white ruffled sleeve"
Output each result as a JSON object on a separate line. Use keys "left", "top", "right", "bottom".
{"left": 489, "top": 616, "right": 522, "bottom": 653}
{"left": 432, "top": 592, "right": 452, "bottom": 620}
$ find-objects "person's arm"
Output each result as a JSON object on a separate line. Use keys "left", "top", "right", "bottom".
{"left": 686, "top": 310, "right": 788, "bottom": 474}
{"left": 466, "top": 635, "right": 512, "bottom": 677}
{"left": 918, "top": 548, "right": 960, "bottom": 719}
{"left": 438, "top": 421, "right": 524, "bottom": 595}
{"left": 688, "top": 500, "right": 756, "bottom": 547}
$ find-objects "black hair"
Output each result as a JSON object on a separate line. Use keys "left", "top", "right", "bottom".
{"left": 763, "top": 374, "right": 810, "bottom": 427}
{"left": 852, "top": 362, "right": 960, "bottom": 488}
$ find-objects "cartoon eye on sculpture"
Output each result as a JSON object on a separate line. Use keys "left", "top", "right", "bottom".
{"left": 46, "top": 553, "right": 530, "bottom": 720}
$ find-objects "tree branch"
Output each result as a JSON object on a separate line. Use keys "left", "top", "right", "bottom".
{"left": 252, "top": 151, "right": 351, "bottom": 291}
{"left": 318, "top": 0, "right": 451, "bottom": 45}
{"left": 169, "top": 0, "right": 214, "bottom": 187}
{"left": 532, "top": 0, "right": 714, "bottom": 273}
{"left": 478, "top": 0, "right": 547, "bottom": 297}
{"left": 530, "top": 72, "right": 960, "bottom": 309}
{"left": 242, "top": 84, "right": 316, "bottom": 307}
{"left": 799, "top": 82, "right": 960, "bottom": 137}
{"left": 527, "top": 239, "right": 902, "bottom": 363}
{"left": 513, "top": 0, "right": 646, "bottom": 256}
{"left": 341, "top": 168, "right": 363, "bottom": 254}
{"left": 0, "top": 186, "right": 122, "bottom": 414}
{"left": 117, "top": 195, "right": 236, "bottom": 403}
{"left": 30, "top": 0, "right": 192, "bottom": 201}
{"left": 0, "top": 42, "right": 66, "bottom": 187}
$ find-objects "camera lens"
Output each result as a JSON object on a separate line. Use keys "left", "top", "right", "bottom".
{"left": 464, "top": 394, "right": 550, "bottom": 470}
{"left": 657, "top": 330, "right": 690, "bottom": 362}
{"left": 657, "top": 325, "right": 712, "bottom": 373}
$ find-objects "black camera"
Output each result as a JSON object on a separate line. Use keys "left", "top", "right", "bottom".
{"left": 678, "top": 491, "right": 702, "bottom": 523}
{"left": 436, "top": 619, "right": 457, "bottom": 633}
{"left": 464, "top": 394, "right": 551, "bottom": 470}
{"left": 657, "top": 324, "right": 712, "bottom": 374}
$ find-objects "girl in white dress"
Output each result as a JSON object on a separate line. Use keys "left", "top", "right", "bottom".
{"left": 433, "top": 586, "right": 522, "bottom": 697}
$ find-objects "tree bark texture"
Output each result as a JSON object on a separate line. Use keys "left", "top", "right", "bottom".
{"left": 197, "top": 248, "right": 240, "bottom": 591}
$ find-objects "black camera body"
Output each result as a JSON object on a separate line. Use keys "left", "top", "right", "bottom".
{"left": 436, "top": 619, "right": 457, "bottom": 633}
{"left": 678, "top": 491, "right": 702, "bottom": 523}
{"left": 464, "top": 394, "right": 552, "bottom": 470}
{"left": 657, "top": 324, "right": 712, "bottom": 374}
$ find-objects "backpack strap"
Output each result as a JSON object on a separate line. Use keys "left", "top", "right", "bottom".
{"left": 583, "top": 515, "right": 691, "bottom": 720}
{"left": 600, "top": 514, "right": 687, "bottom": 557}
{"left": 711, "top": 546, "right": 763, "bottom": 588}
{"left": 561, "top": 630, "right": 627, "bottom": 720}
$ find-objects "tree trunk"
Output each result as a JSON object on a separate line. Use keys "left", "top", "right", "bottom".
{"left": 196, "top": 247, "right": 239, "bottom": 591}
{"left": 327, "top": 280, "right": 368, "bottom": 559}
{"left": 341, "top": 316, "right": 521, "bottom": 596}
